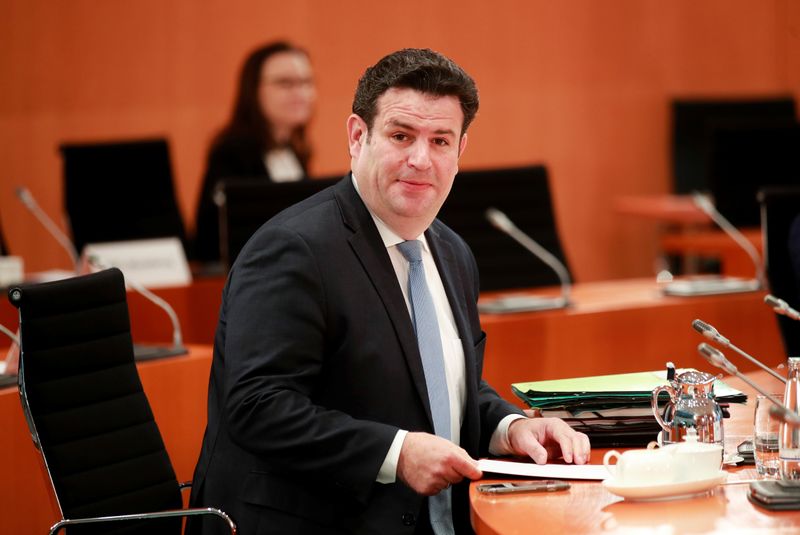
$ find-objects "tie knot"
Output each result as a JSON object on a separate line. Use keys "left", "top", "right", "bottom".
{"left": 397, "top": 240, "right": 423, "bottom": 263}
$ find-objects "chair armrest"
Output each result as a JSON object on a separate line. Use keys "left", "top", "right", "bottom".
{"left": 49, "top": 507, "right": 236, "bottom": 535}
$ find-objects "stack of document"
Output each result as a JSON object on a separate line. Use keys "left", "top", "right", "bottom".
{"left": 512, "top": 370, "right": 746, "bottom": 447}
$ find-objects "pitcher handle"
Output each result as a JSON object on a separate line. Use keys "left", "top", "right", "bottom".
{"left": 652, "top": 385, "right": 674, "bottom": 433}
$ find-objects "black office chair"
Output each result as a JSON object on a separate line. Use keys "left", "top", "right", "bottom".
{"left": 60, "top": 138, "right": 188, "bottom": 255}
{"left": 759, "top": 187, "right": 800, "bottom": 357}
{"left": 8, "top": 268, "right": 235, "bottom": 535}
{"left": 708, "top": 122, "right": 800, "bottom": 228}
{"left": 437, "top": 165, "right": 572, "bottom": 292}
{"left": 671, "top": 97, "right": 797, "bottom": 194}
{"left": 214, "top": 176, "right": 339, "bottom": 268}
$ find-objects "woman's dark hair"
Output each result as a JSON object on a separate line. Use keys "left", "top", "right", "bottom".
{"left": 214, "top": 41, "right": 311, "bottom": 168}
{"left": 352, "top": 48, "right": 479, "bottom": 136}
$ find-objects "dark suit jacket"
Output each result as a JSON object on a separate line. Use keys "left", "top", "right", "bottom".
{"left": 193, "top": 136, "right": 307, "bottom": 261}
{"left": 188, "top": 176, "right": 523, "bottom": 534}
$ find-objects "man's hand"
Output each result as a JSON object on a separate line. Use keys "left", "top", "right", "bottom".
{"left": 507, "top": 417, "right": 590, "bottom": 465}
{"left": 397, "top": 432, "right": 482, "bottom": 495}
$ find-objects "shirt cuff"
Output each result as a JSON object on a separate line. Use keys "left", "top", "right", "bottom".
{"left": 488, "top": 414, "right": 527, "bottom": 456}
{"left": 377, "top": 429, "right": 408, "bottom": 484}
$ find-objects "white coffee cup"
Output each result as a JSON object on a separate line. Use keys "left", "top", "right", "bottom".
{"left": 603, "top": 448, "right": 674, "bottom": 485}
{"left": 605, "top": 430, "right": 723, "bottom": 486}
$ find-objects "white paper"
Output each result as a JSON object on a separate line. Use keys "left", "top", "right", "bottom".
{"left": 477, "top": 459, "right": 608, "bottom": 480}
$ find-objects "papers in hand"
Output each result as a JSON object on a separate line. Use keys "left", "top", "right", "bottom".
{"left": 477, "top": 459, "right": 608, "bottom": 480}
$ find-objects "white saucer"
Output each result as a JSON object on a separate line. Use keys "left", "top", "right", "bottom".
{"left": 603, "top": 472, "right": 727, "bottom": 501}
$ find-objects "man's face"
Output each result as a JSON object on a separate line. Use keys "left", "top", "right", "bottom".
{"left": 348, "top": 87, "right": 467, "bottom": 238}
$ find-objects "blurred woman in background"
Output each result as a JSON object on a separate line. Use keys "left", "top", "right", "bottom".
{"left": 194, "top": 41, "right": 316, "bottom": 262}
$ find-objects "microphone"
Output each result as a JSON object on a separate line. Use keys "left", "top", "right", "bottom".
{"left": 87, "top": 256, "right": 187, "bottom": 360}
{"left": 697, "top": 342, "right": 789, "bottom": 411}
{"left": 0, "top": 323, "right": 19, "bottom": 345}
{"left": 15, "top": 187, "right": 80, "bottom": 273}
{"left": 0, "top": 323, "right": 20, "bottom": 384}
{"left": 480, "top": 207, "right": 571, "bottom": 313}
{"left": 765, "top": 294, "right": 800, "bottom": 321}
{"left": 692, "top": 318, "right": 786, "bottom": 383}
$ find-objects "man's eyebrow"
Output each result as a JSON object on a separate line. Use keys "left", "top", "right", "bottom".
{"left": 386, "top": 119, "right": 456, "bottom": 137}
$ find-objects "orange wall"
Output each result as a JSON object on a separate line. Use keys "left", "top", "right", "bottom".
{"left": 1, "top": 0, "right": 799, "bottom": 279}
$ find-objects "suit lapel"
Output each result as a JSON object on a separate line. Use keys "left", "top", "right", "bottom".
{"left": 333, "top": 178, "right": 435, "bottom": 428}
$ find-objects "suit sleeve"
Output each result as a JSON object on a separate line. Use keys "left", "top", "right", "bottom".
{"left": 221, "top": 224, "right": 398, "bottom": 503}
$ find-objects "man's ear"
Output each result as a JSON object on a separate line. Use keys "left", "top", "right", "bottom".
{"left": 347, "top": 114, "right": 368, "bottom": 158}
{"left": 458, "top": 133, "right": 468, "bottom": 158}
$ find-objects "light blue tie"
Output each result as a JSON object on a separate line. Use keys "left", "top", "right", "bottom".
{"left": 396, "top": 240, "right": 453, "bottom": 535}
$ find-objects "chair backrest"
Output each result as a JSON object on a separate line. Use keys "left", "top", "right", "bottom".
{"left": 9, "top": 268, "right": 182, "bottom": 534}
{"left": 671, "top": 97, "right": 797, "bottom": 194}
{"left": 215, "top": 176, "right": 339, "bottom": 268}
{"left": 759, "top": 187, "right": 800, "bottom": 357}
{"left": 437, "top": 165, "right": 571, "bottom": 292}
{"left": 708, "top": 122, "right": 800, "bottom": 228}
{"left": 61, "top": 138, "right": 188, "bottom": 255}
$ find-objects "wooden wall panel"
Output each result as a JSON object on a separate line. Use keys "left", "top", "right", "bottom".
{"left": 1, "top": 0, "right": 798, "bottom": 280}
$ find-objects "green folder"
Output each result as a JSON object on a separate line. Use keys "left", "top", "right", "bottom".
{"left": 512, "top": 369, "right": 747, "bottom": 411}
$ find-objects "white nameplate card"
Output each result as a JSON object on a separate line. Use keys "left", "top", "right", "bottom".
{"left": 0, "top": 256, "right": 24, "bottom": 287}
{"left": 83, "top": 237, "right": 191, "bottom": 288}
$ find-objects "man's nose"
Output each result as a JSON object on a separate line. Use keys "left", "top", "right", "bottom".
{"left": 407, "top": 141, "right": 432, "bottom": 171}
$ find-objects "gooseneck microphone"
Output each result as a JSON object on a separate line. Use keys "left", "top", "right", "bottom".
{"left": 692, "top": 318, "right": 786, "bottom": 383}
{"left": 697, "top": 343, "right": 799, "bottom": 425}
{"left": 88, "top": 256, "right": 186, "bottom": 358}
{"left": 765, "top": 294, "right": 800, "bottom": 321}
{"left": 692, "top": 192, "right": 765, "bottom": 288}
{"left": 0, "top": 323, "right": 19, "bottom": 345}
{"left": 15, "top": 186, "right": 80, "bottom": 273}
{"left": 482, "top": 207, "right": 571, "bottom": 312}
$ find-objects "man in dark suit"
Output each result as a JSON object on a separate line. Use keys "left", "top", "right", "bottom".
{"left": 189, "top": 48, "right": 590, "bottom": 535}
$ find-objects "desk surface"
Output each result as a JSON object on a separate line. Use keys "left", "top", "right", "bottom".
{"left": 0, "top": 278, "right": 788, "bottom": 532}
{"left": 480, "top": 279, "right": 784, "bottom": 408}
{"left": 469, "top": 370, "right": 798, "bottom": 534}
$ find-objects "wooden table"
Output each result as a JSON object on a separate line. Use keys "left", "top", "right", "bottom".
{"left": 2, "top": 277, "right": 785, "bottom": 401}
{"left": 480, "top": 279, "right": 784, "bottom": 408}
{"left": 470, "top": 370, "right": 798, "bottom": 534}
{"left": 0, "top": 278, "right": 787, "bottom": 532}
{"left": 614, "top": 194, "right": 763, "bottom": 278}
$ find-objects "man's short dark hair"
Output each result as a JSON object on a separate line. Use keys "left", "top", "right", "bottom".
{"left": 352, "top": 48, "right": 479, "bottom": 135}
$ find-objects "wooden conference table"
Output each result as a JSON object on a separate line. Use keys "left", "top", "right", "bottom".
{"left": 470, "top": 370, "right": 800, "bottom": 534}
{"left": 1, "top": 276, "right": 785, "bottom": 395}
{"left": 0, "top": 277, "right": 787, "bottom": 532}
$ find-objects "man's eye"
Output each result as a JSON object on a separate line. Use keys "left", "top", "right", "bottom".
{"left": 432, "top": 138, "right": 449, "bottom": 147}
{"left": 392, "top": 133, "right": 409, "bottom": 142}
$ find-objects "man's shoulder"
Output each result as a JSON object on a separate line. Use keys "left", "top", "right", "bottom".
{"left": 430, "top": 217, "right": 470, "bottom": 253}
{"left": 245, "top": 176, "right": 351, "bottom": 245}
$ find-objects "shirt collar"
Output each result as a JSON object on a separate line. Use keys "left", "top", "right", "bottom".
{"left": 351, "top": 173, "right": 430, "bottom": 253}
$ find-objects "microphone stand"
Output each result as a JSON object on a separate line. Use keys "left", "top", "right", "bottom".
{"left": 480, "top": 207, "right": 571, "bottom": 313}
{"left": 15, "top": 187, "right": 80, "bottom": 273}
{"left": 765, "top": 294, "right": 800, "bottom": 321}
{"left": 692, "top": 318, "right": 786, "bottom": 384}
{"left": 697, "top": 343, "right": 799, "bottom": 426}
{"left": 660, "top": 193, "right": 762, "bottom": 296}
{"left": 88, "top": 257, "right": 186, "bottom": 359}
